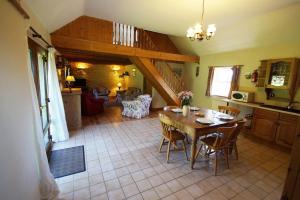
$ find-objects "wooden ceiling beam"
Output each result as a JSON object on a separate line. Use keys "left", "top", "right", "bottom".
{"left": 51, "top": 35, "right": 199, "bottom": 63}
{"left": 57, "top": 48, "right": 131, "bottom": 65}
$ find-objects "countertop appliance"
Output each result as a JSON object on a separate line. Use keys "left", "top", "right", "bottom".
{"left": 231, "top": 91, "right": 254, "bottom": 103}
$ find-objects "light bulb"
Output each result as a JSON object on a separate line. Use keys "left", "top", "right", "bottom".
{"left": 207, "top": 24, "right": 216, "bottom": 35}
{"left": 186, "top": 27, "right": 195, "bottom": 38}
{"left": 194, "top": 24, "right": 203, "bottom": 33}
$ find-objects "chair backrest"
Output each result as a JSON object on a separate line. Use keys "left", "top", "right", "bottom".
{"left": 218, "top": 106, "right": 240, "bottom": 117}
{"left": 230, "top": 118, "right": 247, "bottom": 141}
{"left": 126, "top": 87, "right": 142, "bottom": 98}
{"left": 213, "top": 124, "right": 238, "bottom": 148}
{"left": 159, "top": 113, "right": 174, "bottom": 139}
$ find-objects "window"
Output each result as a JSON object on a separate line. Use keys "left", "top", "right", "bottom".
{"left": 206, "top": 65, "right": 240, "bottom": 97}
{"left": 210, "top": 67, "right": 233, "bottom": 97}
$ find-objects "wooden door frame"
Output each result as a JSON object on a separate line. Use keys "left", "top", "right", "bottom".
{"left": 282, "top": 132, "right": 300, "bottom": 200}
{"left": 28, "top": 38, "right": 52, "bottom": 156}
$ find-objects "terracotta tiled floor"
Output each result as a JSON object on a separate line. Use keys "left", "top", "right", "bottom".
{"left": 54, "top": 107, "right": 289, "bottom": 200}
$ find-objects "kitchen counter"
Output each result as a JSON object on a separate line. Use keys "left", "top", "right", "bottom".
{"left": 222, "top": 98, "right": 300, "bottom": 117}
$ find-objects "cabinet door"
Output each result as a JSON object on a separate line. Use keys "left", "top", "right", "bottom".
{"left": 265, "top": 58, "right": 296, "bottom": 89}
{"left": 276, "top": 120, "right": 297, "bottom": 148}
{"left": 252, "top": 117, "right": 277, "bottom": 141}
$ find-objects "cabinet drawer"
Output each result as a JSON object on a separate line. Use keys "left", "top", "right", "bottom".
{"left": 254, "top": 108, "right": 279, "bottom": 120}
{"left": 279, "top": 113, "right": 300, "bottom": 122}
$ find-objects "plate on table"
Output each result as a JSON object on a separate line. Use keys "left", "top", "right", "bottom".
{"left": 190, "top": 106, "right": 200, "bottom": 111}
{"left": 217, "top": 114, "right": 234, "bottom": 120}
{"left": 196, "top": 118, "right": 214, "bottom": 124}
{"left": 171, "top": 108, "right": 182, "bottom": 113}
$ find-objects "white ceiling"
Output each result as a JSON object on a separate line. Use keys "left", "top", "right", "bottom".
{"left": 25, "top": 0, "right": 300, "bottom": 55}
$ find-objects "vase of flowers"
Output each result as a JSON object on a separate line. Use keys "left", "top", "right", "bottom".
{"left": 178, "top": 91, "right": 193, "bottom": 116}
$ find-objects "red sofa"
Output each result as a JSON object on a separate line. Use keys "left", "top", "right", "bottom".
{"left": 81, "top": 93, "right": 104, "bottom": 115}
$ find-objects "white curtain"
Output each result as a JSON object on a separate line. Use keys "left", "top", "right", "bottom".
{"left": 48, "top": 48, "right": 69, "bottom": 142}
{"left": 26, "top": 50, "right": 60, "bottom": 200}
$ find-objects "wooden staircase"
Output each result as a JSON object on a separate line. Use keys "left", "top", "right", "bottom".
{"left": 112, "top": 22, "right": 182, "bottom": 105}
{"left": 130, "top": 57, "right": 182, "bottom": 105}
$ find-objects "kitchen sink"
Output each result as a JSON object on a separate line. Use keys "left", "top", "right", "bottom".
{"left": 260, "top": 104, "right": 300, "bottom": 114}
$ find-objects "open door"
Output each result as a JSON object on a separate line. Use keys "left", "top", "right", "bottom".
{"left": 28, "top": 38, "right": 52, "bottom": 153}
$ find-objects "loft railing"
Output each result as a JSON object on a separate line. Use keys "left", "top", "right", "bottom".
{"left": 112, "top": 22, "right": 136, "bottom": 47}
{"left": 112, "top": 22, "right": 157, "bottom": 51}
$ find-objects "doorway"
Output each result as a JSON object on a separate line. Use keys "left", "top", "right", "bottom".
{"left": 28, "top": 38, "right": 52, "bottom": 153}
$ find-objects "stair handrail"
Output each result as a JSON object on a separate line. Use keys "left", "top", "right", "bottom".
{"left": 154, "top": 60, "right": 184, "bottom": 94}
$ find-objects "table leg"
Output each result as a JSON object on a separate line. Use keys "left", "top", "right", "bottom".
{"left": 190, "top": 135, "right": 198, "bottom": 169}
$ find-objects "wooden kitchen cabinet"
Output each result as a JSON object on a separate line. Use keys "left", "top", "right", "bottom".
{"left": 251, "top": 108, "right": 299, "bottom": 148}
{"left": 276, "top": 114, "right": 299, "bottom": 148}
{"left": 265, "top": 58, "right": 299, "bottom": 90}
{"left": 257, "top": 58, "right": 300, "bottom": 100}
{"left": 251, "top": 108, "right": 279, "bottom": 141}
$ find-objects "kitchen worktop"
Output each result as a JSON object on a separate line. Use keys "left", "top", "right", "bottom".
{"left": 222, "top": 98, "right": 300, "bottom": 116}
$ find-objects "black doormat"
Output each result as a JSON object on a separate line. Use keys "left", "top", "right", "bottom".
{"left": 49, "top": 146, "right": 86, "bottom": 178}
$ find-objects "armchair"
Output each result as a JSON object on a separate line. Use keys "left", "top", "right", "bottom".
{"left": 122, "top": 94, "right": 152, "bottom": 119}
{"left": 92, "top": 86, "right": 110, "bottom": 105}
{"left": 81, "top": 93, "right": 104, "bottom": 115}
{"left": 116, "top": 87, "right": 142, "bottom": 104}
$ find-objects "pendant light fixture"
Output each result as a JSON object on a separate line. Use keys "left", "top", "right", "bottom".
{"left": 186, "top": 0, "right": 216, "bottom": 41}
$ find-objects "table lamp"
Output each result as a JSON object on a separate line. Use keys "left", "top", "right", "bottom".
{"left": 117, "top": 82, "right": 122, "bottom": 90}
{"left": 66, "top": 75, "right": 75, "bottom": 92}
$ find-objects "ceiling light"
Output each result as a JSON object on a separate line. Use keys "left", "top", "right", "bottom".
{"left": 186, "top": 0, "right": 216, "bottom": 41}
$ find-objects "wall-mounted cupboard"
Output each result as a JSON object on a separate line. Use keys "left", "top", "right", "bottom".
{"left": 256, "top": 58, "right": 300, "bottom": 100}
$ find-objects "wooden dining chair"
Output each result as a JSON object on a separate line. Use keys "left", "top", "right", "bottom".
{"left": 158, "top": 113, "right": 189, "bottom": 163}
{"left": 163, "top": 106, "right": 190, "bottom": 144}
{"left": 218, "top": 106, "right": 240, "bottom": 117}
{"left": 196, "top": 124, "right": 238, "bottom": 175}
{"left": 228, "top": 118, "right": 247, "bottom": 160}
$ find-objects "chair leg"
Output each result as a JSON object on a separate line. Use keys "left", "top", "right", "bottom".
{"left": 195, "top": 143, "right": 203, "bottom": 160}
{"left": 182, "top": 140, "right": 189, "bottom": 161}
{"left": 166, "top": 141, "right": 171, "bottom": 163}
{"left": 234, "top": 143, "right": 239, "bottom": 160}
{"left": 224, "top": 148, "right": 229, "bottom": 169}
{"left": 214, "top": 151, "right": 218, "bottom": 176}
{"left": 229, "top": 144, "right": 233, "bottom": 155}
{"left": 186, "top": 134, "right": 190, "bottom": 144}
{"left": 173, "top": 141, "right": 178, "bottom": 150}
{"left": 159, "top": 137, "right": 165, "bottom": 153}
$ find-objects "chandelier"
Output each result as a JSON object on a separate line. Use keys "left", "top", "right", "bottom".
{"left": 186, "top": 0, "right": 216, "bottom": 41}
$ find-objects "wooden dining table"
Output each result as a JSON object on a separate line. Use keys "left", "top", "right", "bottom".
{"left": 159, "top": 107, "right": 239, "bottom": 169}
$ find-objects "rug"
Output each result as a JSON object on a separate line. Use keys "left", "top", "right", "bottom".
{"left": 49, "top": 146, "right": 86, "bottom": 178}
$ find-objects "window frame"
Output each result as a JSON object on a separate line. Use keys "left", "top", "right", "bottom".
{"left": 209, "top": 66, "right": 234, "bottom": 98}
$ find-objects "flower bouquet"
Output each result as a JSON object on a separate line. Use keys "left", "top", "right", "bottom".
{"left": 178, "top": 91, "right": 193, "bottom": 107}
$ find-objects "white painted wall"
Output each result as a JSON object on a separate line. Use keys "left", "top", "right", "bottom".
{"left": 0, "top": 1, "right": 50, "bottom": 200}
{"left": 151, "top": 88, "right": 167, "bottom": 108}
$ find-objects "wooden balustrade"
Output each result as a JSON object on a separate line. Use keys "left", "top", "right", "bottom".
{"left": 113, "top": 22, "right": 158, "bottom": 51}
{"left": 113, "top": 22, "right": 136, "bottom": 47}
{"left": 154, "top": 61, "right": 184, "bottom": 94}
